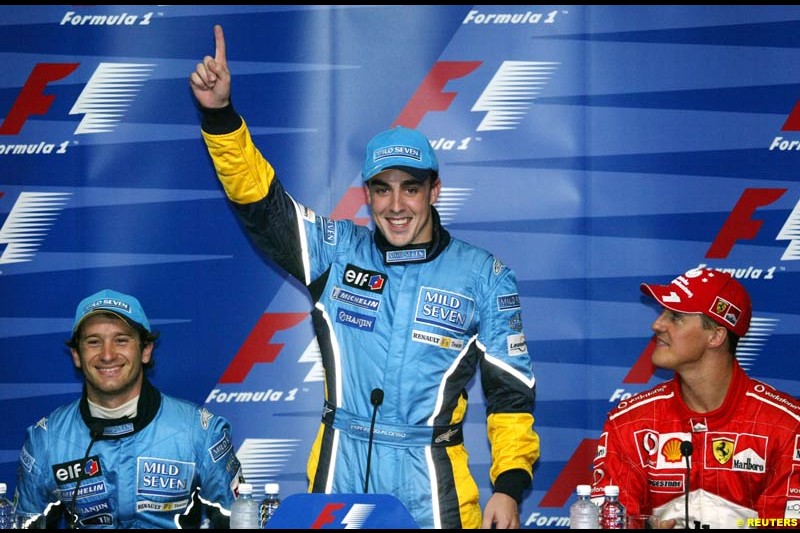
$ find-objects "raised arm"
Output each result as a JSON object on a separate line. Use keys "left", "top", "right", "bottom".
{"left": 190, "top": 24, "right": 231, "bottom": 109}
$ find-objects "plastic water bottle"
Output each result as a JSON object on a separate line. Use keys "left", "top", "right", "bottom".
{"left": 0, "top": 483, "right": 14, "bottom": 530}
{"left": 230, "top": 483, "right": 260, "bottom": 529}
{"left": 259, "top": 482, "right": 281, "bottom": 528}
{"left": 569, "top": 484, "right": 599, "bottom": 529}
{"left": 599, "top": 484, "right": 626, "bottom": 529}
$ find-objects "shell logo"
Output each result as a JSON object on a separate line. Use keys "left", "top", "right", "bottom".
{"left": 661, "top": 437, "right": 683, "bottom": 463}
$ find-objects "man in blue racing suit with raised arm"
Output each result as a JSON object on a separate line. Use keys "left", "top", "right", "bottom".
{"left": 14, "top": 289, "right": 243, "bottom": 529}
{"left": 190, "top": 24, "right": 540, "bottom": 529}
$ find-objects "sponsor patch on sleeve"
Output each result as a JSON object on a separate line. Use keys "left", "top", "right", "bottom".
{"left": 507, "top": 333, "right": 527, "bottom": 356}
{"left": 198, "top": 407, "right": 213, "bottom": 430}
{"left": 209, "top": 431, "right": 233, "bottom": 463}
{"left": 497, "top": 293, "right": 520, "bottom": 311}
{"left": 594, "top": 432, "right": 608, "bottom": 462}
{"left": 492, "top": 257, "right": 505, "bottom": 275}
{"left": 320, "top": 216, "right": 337, "bottom": 245}
{"left": 787, "top": 464, "right": 800, "bottom": 500}
{"left": 508, "top": 310, "right": 523, "bottom": 332}
{"left": 300, "top": 203, "right": 315, "bottom": 223}
{"left": 20, "top": 445, "right": 34, "bottom": 472}
{"left": 794, "top": 435, "right": 800, "bottom": 462}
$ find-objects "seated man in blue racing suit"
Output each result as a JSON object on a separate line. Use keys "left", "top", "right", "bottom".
{"left": 14, "top": 289, "right": 244, "bottom": 529}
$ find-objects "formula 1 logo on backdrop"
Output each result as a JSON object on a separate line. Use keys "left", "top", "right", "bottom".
{"left": 706, "top": 188, "right": 799, "bottom": 262}
{"left": 395, "top": 59, "right": 560, "bottom": 148}
{"left": 771, "top": 96, "right": 800, "bottom": 150}
{"left": 0, "top": 191, "right": 71, "bottom": 266}
{"left": 606, "top": 187, "right": 798, "bottom": 398}
{"left": 60, "top": 9, "right": 159, "bottom": 27}
{"left": 604, "top": 187, "right": 797, "bottom": 401}
{"left": 760, "top": 85, "right": 800, "bottom": 151}
{"left": 0, "top": 62, "right": 155, "bottom": 155}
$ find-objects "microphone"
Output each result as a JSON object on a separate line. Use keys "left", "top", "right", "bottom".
{"left": 69, "top": 424, "right": 103, "bottom": 529}
{"left": 363, "top": 388, "right": 384, "bottom": 493}
{"left": 680, "top": 440, "right": 693, "bottom": 529}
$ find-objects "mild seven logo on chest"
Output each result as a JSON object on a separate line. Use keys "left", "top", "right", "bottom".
{"left": 415, "top": 287, "right": 475, "bottom": 334}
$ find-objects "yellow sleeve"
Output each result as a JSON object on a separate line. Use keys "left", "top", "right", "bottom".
{"left": 487, "top": 412, "right": 540, "bottom": 482}
{"left": 201, "top": 119, "right": 276, "bottom": 204}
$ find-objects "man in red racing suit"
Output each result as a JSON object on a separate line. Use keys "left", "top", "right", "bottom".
{"left": 592, "top": 267, "right": 800, "bottom": 529}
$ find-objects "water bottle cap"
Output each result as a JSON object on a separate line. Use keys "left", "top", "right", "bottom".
{"left": 264, "top": 482, "right": 280, "bottom": 494}
{"left": 238, "top": 482, "right": 253, "bottom": 494}
{"left": 604, "top": 485, "right": 619, "bottom": 496}
{"left": 576, "top": 484, "right": 591, "bottom": 496}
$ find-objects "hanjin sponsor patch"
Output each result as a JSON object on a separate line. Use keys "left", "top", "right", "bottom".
{"left": 336, "top": 308, "right": 376, "bottom": 331}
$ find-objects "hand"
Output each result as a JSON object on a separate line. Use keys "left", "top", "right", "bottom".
{"left": 190, "top": 24, "right": 231, "bottom": 109}
{"left": 481, "top": 492, "right": 520, "bottom": 529}
{"left": 653, "top": 517, "right": 677, "bottom": 529}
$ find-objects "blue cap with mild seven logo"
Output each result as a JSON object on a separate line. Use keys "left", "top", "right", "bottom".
{"left": 73, "top": 289, "right": 151, "bottom": 333}
{"left": 361, "top": 126, "right": 439, "bottom": 182}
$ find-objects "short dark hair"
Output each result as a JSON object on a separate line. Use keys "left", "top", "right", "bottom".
{"left": 699, "top": 314, "right": 740, "bottom": 355}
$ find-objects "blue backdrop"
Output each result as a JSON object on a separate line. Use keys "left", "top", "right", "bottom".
{"left": 2, "top": 5, "right": 799, "bottom": 528}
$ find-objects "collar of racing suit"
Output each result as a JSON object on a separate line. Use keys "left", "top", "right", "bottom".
{"left": 374, "top": 206, "right": 451, "bottom": 265}
{"left": 78, "top": 377, "right": 162, "bottom": 440}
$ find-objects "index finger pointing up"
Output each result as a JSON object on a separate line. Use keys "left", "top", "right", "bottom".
{"left": 214, "top": 24, "right": 227, "bottom": 66}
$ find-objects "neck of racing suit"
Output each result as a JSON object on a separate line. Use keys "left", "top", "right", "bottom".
{"left": 374, "top": 206, "right": 451, "bottom": 265}
{"left": 78, "top": 377, "right": 162, "bottom": 440}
